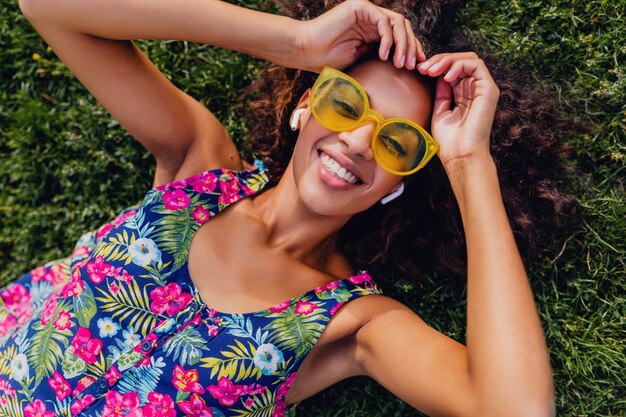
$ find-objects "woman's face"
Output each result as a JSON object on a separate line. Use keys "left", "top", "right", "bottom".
{"left": 289, "top": 59, "right": 433, "bottom": 217}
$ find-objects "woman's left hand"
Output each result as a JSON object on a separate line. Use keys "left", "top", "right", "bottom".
{"left": 417, "top": 52, "right": 500, "bottom": 168}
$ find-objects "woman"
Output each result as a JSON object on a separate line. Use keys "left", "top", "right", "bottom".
{"left": 1, "top": 0, "right": 568, "bottom": 416}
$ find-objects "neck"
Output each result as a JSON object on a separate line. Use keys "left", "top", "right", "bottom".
{"left": 251, "top": 166, "right": 352, "bottom": 267}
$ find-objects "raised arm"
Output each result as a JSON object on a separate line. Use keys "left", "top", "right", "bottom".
{"left": 352, "top": 53, "right": 554, "bottom": 417}
{"left": 17, "top": 0, "right": 425, "bottom": 184}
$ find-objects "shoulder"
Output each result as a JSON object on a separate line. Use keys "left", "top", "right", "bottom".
{"left": 152, "top": 124, "right": 245, "bottom": 188}
{"left": 340, "top": 293, "right": 419, "bottom": 325}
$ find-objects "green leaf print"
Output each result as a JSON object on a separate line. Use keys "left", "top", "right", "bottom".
{"left": 151, "top": 193, "right": 205, "bottom": 272}
{"left": 73, "top": 282, "right": 97, "bottom": 328}
{"left": 199, "top": 339, "right": 262, "bottom": 383}
{"left": 0, "top": 344, "right": 18, "bottom": 376}
{"left": 61, "top": 347, "right": 87, "bottom": 379}
{"left": 265, "top": 305, "right": 326, "bottom": 358}
{"left": 116, "top": 356, "right": 165, "bottom": 403}
{"left": 95, "top": 279, "right": 159, "bottom": 337}
{"left": 28, "top": 304, "right": 73, "bottom": 385}
{"left": 243, "top": 172, "right": 269, "bottom": 194}
{"left": 230, "top": 388, "right": 278, "bottom": 417}
{"left": 161, "top": 326, "right": 209, "bottom": 366}
{"left": 116, "top": 349, "right": 144, "bottom": 372}
{"left": 93, "top": 229, "right": 137, "bottom": 265}
{"left": 313, "top": 286, "right": 352, "bottom": 302}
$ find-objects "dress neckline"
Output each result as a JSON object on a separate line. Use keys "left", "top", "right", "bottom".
{"left": 184, "top": 271, "right": 376, "bottom": 317}
{"left": 154, "top": 162, "right": 378, "bottom": 316}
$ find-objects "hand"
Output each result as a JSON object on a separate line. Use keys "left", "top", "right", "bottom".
{"left": 294, "top": 0, "right": 425, "bottom": 72}
{"left": 417, "top": 52, "right": 500, "bottom": 168}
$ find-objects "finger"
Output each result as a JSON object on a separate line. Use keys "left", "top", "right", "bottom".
{"left": 386, "top": 13, "right": 408, "bottom": 68}
{"left": 404, "top": 19, "right": 418, "bottom": 69}
{"left": 416, "top": 35, "right": 426, "bottom": 62}
{"left": 375, "top": 14, "right": 393, "bottom": 61}
{"left": 433, "top": 76, "right": 453, "bottom": 118}
{"left": 417, "top": 52, "right": 477, "bottom": 73}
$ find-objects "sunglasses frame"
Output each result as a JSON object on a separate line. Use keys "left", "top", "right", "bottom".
{"left": 309, "top": 66, "right": 439, "bottom": 176}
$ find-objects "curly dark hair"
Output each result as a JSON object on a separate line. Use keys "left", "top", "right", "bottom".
{"left": 240, "top": 0, "right": 579, "bottom": 281}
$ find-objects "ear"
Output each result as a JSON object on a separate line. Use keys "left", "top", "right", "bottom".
{"left": 290, "top": 88, "right": 312, "bottom": 128}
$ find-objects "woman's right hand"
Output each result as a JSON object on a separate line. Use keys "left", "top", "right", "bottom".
{"left": 294, "top": 0, "right": 425, "bottom": 73}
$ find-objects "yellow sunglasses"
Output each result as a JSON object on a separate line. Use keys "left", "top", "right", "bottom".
{"left": 309, "top": 66, "right": 438, "bottom": 176}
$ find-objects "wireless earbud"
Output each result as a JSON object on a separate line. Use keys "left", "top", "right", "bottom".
{"left": 290, "top": 108, "right": 307, "bottom": 131}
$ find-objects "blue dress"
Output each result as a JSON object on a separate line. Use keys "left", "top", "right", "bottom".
{"left": 0, "top": 163, "right": 383, "bottom": 417}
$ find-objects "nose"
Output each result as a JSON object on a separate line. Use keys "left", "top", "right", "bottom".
{"left": 337, "top": 122, "right": 375, "bottom": 160}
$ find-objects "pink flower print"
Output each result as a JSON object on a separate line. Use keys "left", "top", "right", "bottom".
{"left": 86, "top": 256, "right": 117, "bottom": 284}
{"left": 103, "top": 391, "right": 142, "bottom": 417}
{"left": 177, "top": 393, "right": 213, "bottom": 417}
{"left": 207, "top": 324, "right": 219, "bottom": 336}
{"left": 1, "top": 283, "right": 31, "bottom": 316}
{"left": 207, "top": 376, "right": 247, "bottom": 407}
{"left": 53, "top": 310, "right": 72, "bottom": 331}
{"left": 0, "top": 378, "right": 15, "bottom": 397}
{"left": 143, "top": 392, "right": 176, "bottom": 417}
{"left": 272, "top": 400, "right": 287, "bottom": 417}
{"left": 243, "top": 397, "right": 255, "bottom": 409}
{"left": 189, "top": 171, "right": 218, "bottom": 194}
{"left": 96, "top": 223, "right": 114, "bottom": 240}
{"left": 113, "top": 209, "right": 137, "bottom": 227}
{"left": 276, "top": 371, "right": 297, "bottom": 400}
{"left": 24, "top": 399, "right": 55, "bottom": 417}
{"left": 163, "top": 189, "right": 190, "bottom": 210}
{"left": 347, "top": 272, "right": 371, "bottom": 285}
{"left": 16, "top": 308, "right": 33, "bottom": 327}
{"left": 171, "top": 365, "right": 205, "bottom": 394}
{"left": 207, "top": 308, "right": 217, "bottom": 319}
{"left": 217, "top": 177, "right": 241, "bottom": 206}
{"left": 268, "top": 300, "right": 290, "bottom": 314}
{"left": 72, "top": 376, "right": 94, "bottom": 397}
{"left": 61, "top": 270, "right": 84, "bottom": 298}
{"left": 149, "top": 283, "right": 193, "bottom": 317}
{"left": 191, "top": 205, "right": 211, "bottom": 225}
{"left": 110, "top": 281, "right": 121, "bottom": 296}
{"left": 0, "top": 315, "right": 17, "bottom": 337}
{"left": 71, "top": 327, "right": 103, "bottom": 364}
{"left": 40, "top": 297, "right": 57, "bottom": 325}
{"left": 314, "top": 280, "right": 339, "bottom": 293}
{"left": 169, "top": 179, "right": 189, "bottom": 189}
{"left": 71, "top": 395, "right": 96, "bottom": 416}
{"left": 48, "top": 371, "right": 71, "bottom": 401}
{"left": 44, "top": 264, "right": 67, "bottom": 286}
{"left": 72, "top": 245, "right": 91, "bottom": 258}
{"left": 30, "top": 266, "right": 46, "bottom": 283}
{"left": 116, "top": 269, "right": 134, "bottom": 284}
{"left": 329, "top": 301, "right": 346, "bottom": 316}
{"left": 294, "top": 300, "right": 318, "bottom": 316}
{"left": 103, "top": 365, "right": 122, "bottom": 386}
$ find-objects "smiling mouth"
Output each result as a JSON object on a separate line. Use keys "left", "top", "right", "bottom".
{"left": 318, "top": 151, "right": 363, "bottom": 185}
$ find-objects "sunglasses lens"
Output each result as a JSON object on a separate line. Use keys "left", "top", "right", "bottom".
{"left": 373, "top": 122, "right": 427, "bottom": 173}
{"left": 312, "top": 78, "right": 365, "bottom": 131}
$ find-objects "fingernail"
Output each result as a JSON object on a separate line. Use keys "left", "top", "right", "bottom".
{"left": 410, "top": 56, "right": 416, "bottom": 68}
{"left": 430, "top": 62, "right": 441, "bottom": 71}
{"left": 399, "top": 54, "right": 405, "bottom": 66}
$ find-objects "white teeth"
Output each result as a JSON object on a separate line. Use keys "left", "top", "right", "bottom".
{"left": 320, "top": 152, "right": 359, "bottom": 184}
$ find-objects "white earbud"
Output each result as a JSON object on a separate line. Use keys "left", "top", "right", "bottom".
{"left": 380, "top": 182, "right": 405, "bottom": 205}
{"left": 290, "top": 108, "right": 307, "bottom": 131}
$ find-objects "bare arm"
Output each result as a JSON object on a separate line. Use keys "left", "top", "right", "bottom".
{"left": 352, "top": 53, "right": 554, "bottom": 417}
{"left": 17, "top": 0, "right": 425, "bottom": 183}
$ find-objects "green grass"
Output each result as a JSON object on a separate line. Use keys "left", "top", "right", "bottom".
{"left": 1, "top": 0, "right": 624, "bottom": 416}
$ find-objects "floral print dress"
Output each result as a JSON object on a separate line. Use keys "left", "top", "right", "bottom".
{"left": 0, "top": 163, "right": 383, "bottom": 417}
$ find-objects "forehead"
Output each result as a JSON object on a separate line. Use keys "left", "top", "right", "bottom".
{"left": 345, "top": 60, "right": 433, "bottom": 126}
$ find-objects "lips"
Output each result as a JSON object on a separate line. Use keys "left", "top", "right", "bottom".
{"left": 317, "top": 150, "right": 364, "bottom": 185}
